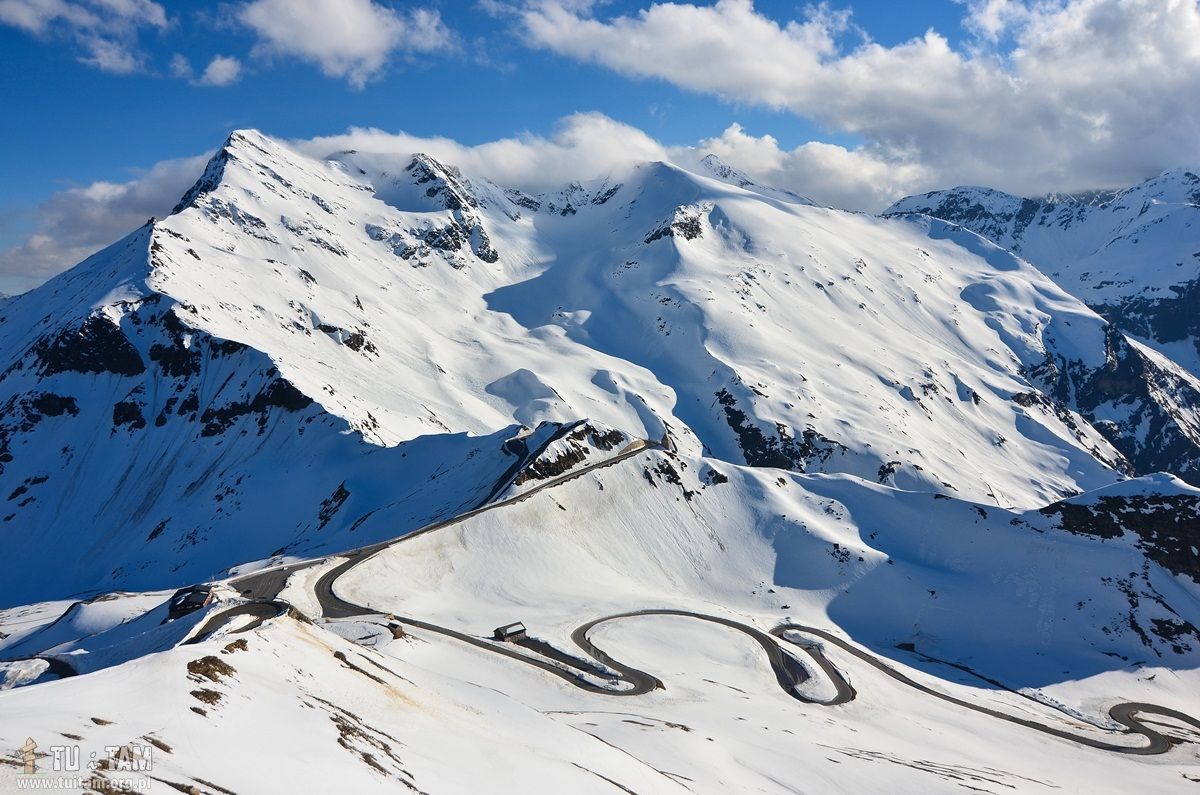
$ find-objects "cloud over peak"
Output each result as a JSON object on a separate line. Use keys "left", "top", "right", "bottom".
{"left": 518, "top": 0, "right": 1200, "bottom": 197}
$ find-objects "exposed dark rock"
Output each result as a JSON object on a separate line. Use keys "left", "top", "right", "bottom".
{"left": 716, "top": 388, "right": 846, "bottom": 471}
{"left": 514, "top": 443, "right": 588, "bottom": 485}
{"left": 369, "top": 216, "right": 498, "bottom": 266}
{"left": 30, "top": 393, "right": 79, "bottom": 417}
{"left": 146, "top": 308, "right": 248, "bottom": 379}
{"left": 1151, "top": 616, "right": 1200, "bottom": 655}
{"left": 317, "top": 482, "right": 350, "bottom": 530}
{"left": 112, "top": 399, "right": 146, "bottom": 430}
{"left": 888, "top": 191, "right": 1044, "bottom": 244}
{"left": 586, "top": 427, "right": 625, "bottom": 451}
{"left": 408, "top": 154, "right": 479, "bottom": 211}
{"left": 1028, "top": 327, "right": 1200, "bottom": 485}
{"left": 671, "top": 216, "right": 703, "bottom": 240}
{"left": 201, "top": 197, "right": 277, "bottom": 243}
{"left": 187, "top": 655, "right": 235, "bottom": 683}
{"left": 652, "top": 458, "right": 696, "bottom": 501}
{"left": 1041, "top": 492, "right": 1200, "bottom": 584}
{"left": 200, "top": 378, "right": 313, "bottom": 437}
{"left": 1095, "top": 278, "right": 1200, "bottom": 363}
{"left": 34, "top": 316, "right": 145, "bottom": 377}
{"left": 317, "top": 324, "right": 378, "bottom": 355}
{"left": 212, "top": 339, "right": 249, "bottom": 357}
{"left": 513, "top": 424, "right": 628, "bottom": 485}
{"left": 505, "top": 190, "right": 541, "bottom": 212}
{"left": 149, "top": 342, "right": 201, "bottom": 379}
{"left": 178, "top": 392, "right": 200, "bottom": 418}
{"left": 646, "top": 208, "right": 705, "bottom": 244}
{"left": 147, "top": 519, "right": 168, "bottom": 541}
{"left": 7, "top": 475, "right": 47, "bottom": 502}
{"left": 0, "top": 392, "right": 80, "bottom": 473}
{"left": 171, "top": 140, "right": 232, "bottom": 215}
{"left": 592, "top": 185, "right": 622, "bottom": 205}
{"left": 403, "top": 155, "right": 499, "bottom": 264}
{"left": 343, "top": 332, "right": 374, "bottom": 354}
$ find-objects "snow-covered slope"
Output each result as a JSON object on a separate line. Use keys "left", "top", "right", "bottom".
{"left": 887, "top": 169, "right": 1200, "bottom": 375}
{"left": 1, "top": 131, "right": 1199, "bottom": 604}
{"left": 1, "top": 131, "right": 1199, "bottom": 792}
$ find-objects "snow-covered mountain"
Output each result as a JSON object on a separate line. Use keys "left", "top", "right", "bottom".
{"left": 1, "top": 132, "right": 1199, "bottom": 792}
{"left": 887, "top": 169, "right": 1200, "bottom": 375}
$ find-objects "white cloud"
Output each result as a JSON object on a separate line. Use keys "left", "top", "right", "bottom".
{"left": 0, "top": 0, "right": 95, "bottom": 33}
{"left": 0, "top": 0, "right": 167, "bottom": 73}
{"left": 169, "top": 52, "right": 191, "bottom": 79}
{"left": 298, "top": 112, "right": 669, "bottom": 191}
{"left": 79, "top": 34, "right": 140, "bottom": 72}
{"left": 168, "top": 53, "right": 241, "bottom": 86}
{"left": 683, "top": 124, "right": 932, "bottom": 212}
{"left": 0, "top": 153, "right": 209, "bottom": 293}
{"left": 90, "top": 0, "right": 165, "bottom": 28}
{"left": 197, "top": 54, "right": 242, "bottom": 86}
{"left": 237, "top": 0, "right": 455, "bottom": 87}
{"left": 300, "top": 114, "right": 930, "bottom": 210}
{"left": 516, "top": 0, "right": 1200, "bottom": 197}
{"left": 959, "top": 0, "right": 1032, "bottom": 41}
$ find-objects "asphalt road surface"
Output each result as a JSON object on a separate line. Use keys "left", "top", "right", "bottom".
{"left": 776, "top": 623, "right": 1200, "bottom": 755}
{"left": 573, "top": 610, "right": 854, "bottom": 706}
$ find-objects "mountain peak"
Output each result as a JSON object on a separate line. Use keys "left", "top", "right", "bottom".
{"left": 169, "top": 128, "right": 295, "bottom": 216}
{"left": 404, "top": 152, "right": 480, "bottom": 212}
{"left": 695, "top": 152, "right": 816, "bottom": 206}
{"left": 699, "top": 153, "right": 754, "bottom": 187}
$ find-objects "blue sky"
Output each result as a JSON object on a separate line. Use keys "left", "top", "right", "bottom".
{"left": 1, "top": 0, "right": 1197, "bottom": 291}
{"left": 0, "top": 1, "right": 959, "bottom": 209}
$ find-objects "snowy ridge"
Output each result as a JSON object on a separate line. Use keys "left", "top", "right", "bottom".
{"left": 0, "top": 130, "right": 1198, "bottom": 601}
{"left": 698, "top": 152, "right": 817, "bottom": 206}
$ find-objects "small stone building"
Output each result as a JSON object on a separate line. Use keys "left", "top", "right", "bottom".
{"left": 493, "top": 622, "right": 527, "bottom": 642}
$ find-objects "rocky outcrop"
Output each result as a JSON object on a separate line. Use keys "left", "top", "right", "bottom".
{"left": 403, "top": 154, "right": 499, "bottom": 264}
{"left": 1028, "top": 327, "right": 1200, "bottom": 485}
{"left": 715, "top": 388, "right": 846, "bottom": 472}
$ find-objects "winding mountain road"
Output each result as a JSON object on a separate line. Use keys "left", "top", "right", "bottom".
{"left": 235, "top": 429, "right": 660, "bottom": 607}
{"left": 572, "top": 610, "right": 855, "bottom": 706}
{"left": 298, "top": 437, "right": 1200, "bottom": 756}
{"left": 774, "top": 624, "right": 1200, "bottom": 755}
{"left": 15, "top": 430, "right": 1198, "bottom": 758}
{"left": 269, "top": 436, "right": 1199, "bottom": 755}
